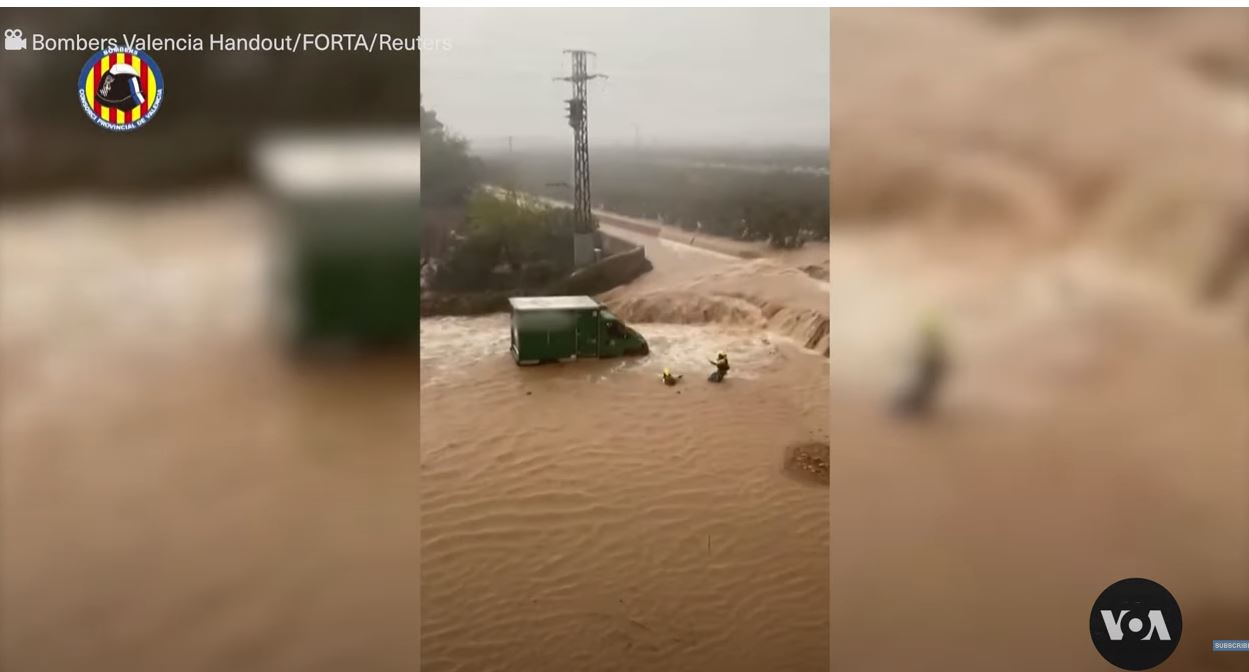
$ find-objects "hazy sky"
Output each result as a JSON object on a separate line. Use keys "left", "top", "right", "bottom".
{"left": 421, "top": 9, "right": 828, "bottom": 152}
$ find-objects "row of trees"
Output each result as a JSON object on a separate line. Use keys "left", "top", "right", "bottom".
{"left": 431, "top": 191, "right": 578, "bottom": 291}
{"left": 422, "top": 106, "right": 579, "bottom": 292}
{"left": 422, "top": 106, "right": 828, "bottom": 297}
{"left": 485, "top": 149, "right": 830, "bottom": 249}
{"left": 421, "top": 106, "right": 481, "bottom": 209}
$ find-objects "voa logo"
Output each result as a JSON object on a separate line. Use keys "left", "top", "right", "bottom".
{"left": 1090, "top": 578, "right": 1183, "bottom": 671}
{"left": 1099, "top": 609, "right": 1172, "bottom": 641}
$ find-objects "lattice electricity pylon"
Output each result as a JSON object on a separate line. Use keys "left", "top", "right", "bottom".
{"left": 554, "top": 50, "right": 605, "bottom": 237}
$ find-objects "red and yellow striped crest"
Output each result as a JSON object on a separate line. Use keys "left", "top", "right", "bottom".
{"left": 78, "top": 48, "right": 165, "bottom": 131}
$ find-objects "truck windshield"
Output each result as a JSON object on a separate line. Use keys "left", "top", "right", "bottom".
{"left": 606, "top": 321, "right": 627, "bottom": 339}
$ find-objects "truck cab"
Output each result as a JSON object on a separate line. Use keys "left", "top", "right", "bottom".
{"left": 598, "top": 309, "right": 649, "bottom": 358}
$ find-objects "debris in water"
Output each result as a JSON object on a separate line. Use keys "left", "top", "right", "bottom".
{"left": 784, "top": 441, "right": 830, "bottom": 485}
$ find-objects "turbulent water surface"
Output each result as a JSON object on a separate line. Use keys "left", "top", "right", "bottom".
{"left": 420, "top": 217, "right": 832, "bottom": 672}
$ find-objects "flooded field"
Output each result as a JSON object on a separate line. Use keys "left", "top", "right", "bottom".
{"left": 0, "top": 191, "right": 421, "bottom": 672}
{"left": 420, "top": 217, "right": 832, "bottom": 671}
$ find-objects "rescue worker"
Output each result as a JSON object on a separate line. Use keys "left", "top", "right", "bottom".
{"left": 892, "top": 315, "right": 948, "bottom": 418}
{"left": 660, "top": 368, "right": 682, "bottom": 386}
{"left": 1202, "top": 206, "right": 1249, "bottom": 334}
{"left": 708, "top": 351, "right": 730, "bottom": 382}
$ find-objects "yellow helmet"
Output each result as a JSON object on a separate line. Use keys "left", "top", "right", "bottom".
{"left": 921, "top": 313, "right": 944, "bottom": 342}
{"left": 662, "top": 367, "right": 671, "bottom": 376}
{"left": 717, "top": 351, "right": 726, "bottom": 359}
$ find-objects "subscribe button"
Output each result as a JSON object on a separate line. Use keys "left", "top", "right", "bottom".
{"left": 1213, "top": 640, "right": 1249, "bottom": 651}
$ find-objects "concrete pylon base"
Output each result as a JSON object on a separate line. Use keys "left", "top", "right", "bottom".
{"left": 573, "top": 232, "right": 598, "bottom": 268}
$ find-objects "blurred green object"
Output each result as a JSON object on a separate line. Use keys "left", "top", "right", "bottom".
{"left": 256, "top": 134, "right": 421, "bottom": 350}
{"left": 284, "top": 198, "right": 420, "bottom": 347}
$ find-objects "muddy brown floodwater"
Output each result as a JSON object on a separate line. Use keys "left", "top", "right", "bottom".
{"left": 823, "top": 230, "right": 1249, "bottom": 672}
{"left": 420, "top": 216, "right": 832, "bottom": 672}
{"left": 822, "top": 9, "right": 1249, "bottom": 670}
{"left": 0, "top": 191, "right": 421, "bottom": 672}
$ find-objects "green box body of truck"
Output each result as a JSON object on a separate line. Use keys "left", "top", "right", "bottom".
{"left": 283, "top": 198, "right": 421, "bottom": 346}
{"left": 256, "top": 135, "right": 420, "bottom": 349}
{"left": 508, "top": 296, "right": 649, "bottom": 365}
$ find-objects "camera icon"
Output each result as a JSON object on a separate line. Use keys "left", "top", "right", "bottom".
{"left": 5, "top": 29, "right": 28, "bottom": 51}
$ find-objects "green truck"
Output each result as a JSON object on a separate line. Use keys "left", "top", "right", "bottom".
{"left": 508, "top": 296, "right": 649, "bottom": 365}
{"left": 255, "top": 135, "right": 421, "bottom": 349}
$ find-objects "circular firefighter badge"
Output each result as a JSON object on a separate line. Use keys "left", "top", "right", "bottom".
{"left": 78, "top": 47, "right": 164, "bottom": 131}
